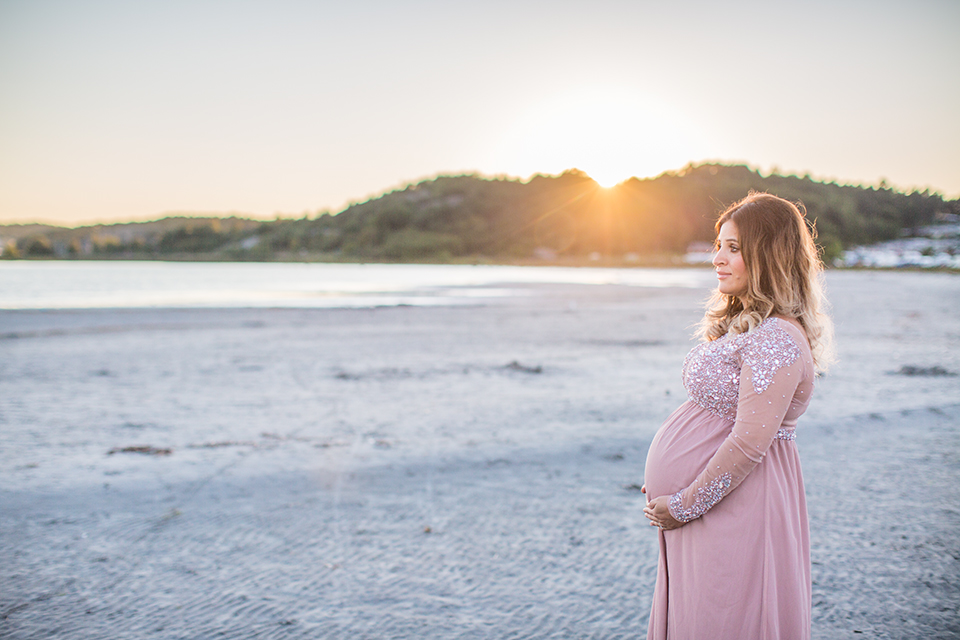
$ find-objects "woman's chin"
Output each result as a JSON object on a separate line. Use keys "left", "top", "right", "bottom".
{"left": 717, "top": 284, "right": 745, "bottom": 297}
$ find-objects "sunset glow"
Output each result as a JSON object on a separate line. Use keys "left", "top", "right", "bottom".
{"left": 488, "top": 86, "right": 708, "bottom": 188}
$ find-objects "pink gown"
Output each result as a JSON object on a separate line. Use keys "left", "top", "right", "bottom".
{"left": 644, "top": 317, "right": 815, "bottom": 640}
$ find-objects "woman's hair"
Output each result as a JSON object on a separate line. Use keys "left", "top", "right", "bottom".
{"left": 697, "top": 192, "right": 836, "bottom": 372}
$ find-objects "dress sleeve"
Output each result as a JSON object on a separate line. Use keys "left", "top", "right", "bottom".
{"left": 668, "top": 323, "right": 805, "bottom": 523}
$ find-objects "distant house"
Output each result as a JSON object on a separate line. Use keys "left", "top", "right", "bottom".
{"left": 841, "top": 223, "right": 960, "bottom": 269}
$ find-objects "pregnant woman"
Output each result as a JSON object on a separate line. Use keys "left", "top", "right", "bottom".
{"left": 642, "top": 193, "right": 834, "bottom": 640}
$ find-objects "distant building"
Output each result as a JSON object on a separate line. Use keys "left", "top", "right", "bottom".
{"left": 841, "top": 223, "right": 960, "bottom": 269}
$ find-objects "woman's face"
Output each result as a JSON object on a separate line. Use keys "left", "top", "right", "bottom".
{"left": 713, "top": 220, "right": 748, "bottom": 297}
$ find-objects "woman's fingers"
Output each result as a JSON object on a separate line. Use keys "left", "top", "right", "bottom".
{"left": 642, "top": 495, "right": 682, "bottom": 530}
{"left": 644, "top": 502, "right": 666, "bottom": 529}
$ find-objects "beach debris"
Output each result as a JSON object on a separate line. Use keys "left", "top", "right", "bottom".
{"left": 261, "top": 432, "right": 312, "bottom": 442}
{"left": 314, "top": 440, "right": 349, "bottom": 449}
{"left": 334, "top": 367, "right": 416, "bottom": 381}
{"left": 188, "top": 440, "right": 258, "bottom": 449}
{"left": 623, "top": 483, "right": 644, "bottom": 491}
{"left": 603, "top": 452, "right": 625, "bottom": 461}
{"left": 423, "top": 525, "right": 432, "bottom": 534}
{"left": 121, "top": 421, "right": 154, "bottom": 430}
{"left": 893, "top": 365, "right": 956, "bottom": 377}
{"left": 504, "top": 360, "right": 543, "bottom": 374}
{"left": 187, "top": 433, "right": 320, "bottom": 449}
{"left": 107, "top": 445, "right": 172, "bottom": 456}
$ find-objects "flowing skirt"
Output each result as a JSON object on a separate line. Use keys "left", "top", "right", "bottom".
{"left": 644, "top": 401, "right": 811, "bottom": 640}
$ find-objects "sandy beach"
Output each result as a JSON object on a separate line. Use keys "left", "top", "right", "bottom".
{"left": 1, "top": 269, "right": 958, "bottom": 639}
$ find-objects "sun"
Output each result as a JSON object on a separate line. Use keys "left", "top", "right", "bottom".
{"left": 487, "top": 86, "right": 705, "bottom": 187}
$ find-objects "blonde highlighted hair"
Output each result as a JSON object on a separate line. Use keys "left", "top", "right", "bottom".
{"left": 697, "top": 192, "right": 836, "bottom": 372}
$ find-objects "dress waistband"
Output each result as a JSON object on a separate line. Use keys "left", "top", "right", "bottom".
{"left": 775, "top": 428, "right": 796, "bottom": 441}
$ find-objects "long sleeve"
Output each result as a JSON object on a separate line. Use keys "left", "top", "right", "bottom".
{"left": 668, "top": 325, "right": 805, "bottom": 523}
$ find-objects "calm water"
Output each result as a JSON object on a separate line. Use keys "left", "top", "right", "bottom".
{"left": 0, "top": 261, "right": 714, "bottom": 309}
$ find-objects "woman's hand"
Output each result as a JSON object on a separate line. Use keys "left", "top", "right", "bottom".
{"left": 643, "top": 495, "right": 684, "bottom": 531}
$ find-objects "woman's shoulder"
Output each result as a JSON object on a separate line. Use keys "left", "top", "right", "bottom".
{"left": 709, "top": 315, "right": 809, "bottom": 353}
{"left": 738, "top": 315, "right": 809, "bottom": 350}
{"left": 737, "top": 316, "right": 811, "bottom": 391}
{"left": 767, "top": 316, "right": 812, "bottom": 351}
{"left": 770, "top": 314, "right": 804, "bottom": 334}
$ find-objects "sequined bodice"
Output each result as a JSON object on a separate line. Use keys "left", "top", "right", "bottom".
{"left": 682, "top": 318, "right": 803, "bottom": 421}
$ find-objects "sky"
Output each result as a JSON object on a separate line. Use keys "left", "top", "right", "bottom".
{"left": 1, "top": 0, "right": 958, "bottom": 226}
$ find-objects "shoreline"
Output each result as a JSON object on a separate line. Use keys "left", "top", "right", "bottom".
{"left": 3, "top": 255, "right": 960, "bottom": 273}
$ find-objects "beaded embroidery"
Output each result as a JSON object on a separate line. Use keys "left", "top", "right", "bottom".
{"left": 669, "top": 473, "right": 732, "bottom": 523}
{"left": 682, "top": 318, "right": 802, "bottom": 421}
{"left": 775, "top": 428, "right": 796, "bottom": 441}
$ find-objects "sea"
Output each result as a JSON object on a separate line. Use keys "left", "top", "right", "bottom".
{"left": 0, "top": 260, "right": 715, "bottom": 310}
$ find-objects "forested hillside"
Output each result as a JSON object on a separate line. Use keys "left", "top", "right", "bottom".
{"left": 3, "top": 164, "right": 956, "bottom": 264}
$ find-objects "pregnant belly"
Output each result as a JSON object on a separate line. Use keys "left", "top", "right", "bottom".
{"left": 644, "top": 401, "right": 734, "bottom": 500}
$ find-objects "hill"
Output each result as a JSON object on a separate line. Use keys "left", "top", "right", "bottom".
{"left": 2, "top": 163, "right": 956, "bottom": 264}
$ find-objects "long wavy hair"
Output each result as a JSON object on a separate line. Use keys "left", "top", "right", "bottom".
{"left": 697, "top": 192, "right": 836, "bottom": 372}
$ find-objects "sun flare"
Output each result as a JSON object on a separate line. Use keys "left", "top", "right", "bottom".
{"left": 488, "top": 86, "right": 706, "bottom": 187}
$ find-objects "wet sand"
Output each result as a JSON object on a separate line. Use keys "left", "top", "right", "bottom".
{"left": 1, "top": 270, "right": 958, "bottom": 638}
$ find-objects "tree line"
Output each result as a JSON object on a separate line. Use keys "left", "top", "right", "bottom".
{"left": 3, "top": 163, "right": 956, "bottom": 264}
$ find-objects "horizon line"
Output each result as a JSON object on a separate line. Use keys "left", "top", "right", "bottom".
{"left": 2, "top": 161, "right": 955, "bottom": 229}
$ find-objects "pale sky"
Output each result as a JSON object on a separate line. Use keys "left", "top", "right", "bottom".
{"left": 1, "top": 0, "right": 958, "bottom": 226}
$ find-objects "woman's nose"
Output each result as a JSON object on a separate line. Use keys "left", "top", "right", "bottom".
{"left": 712, "top": 251, "right": 724, "bottom": 266}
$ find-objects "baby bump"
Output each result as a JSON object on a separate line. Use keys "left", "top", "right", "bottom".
{"left": 644, "top": 401, "right": 735, "bottom": 499}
